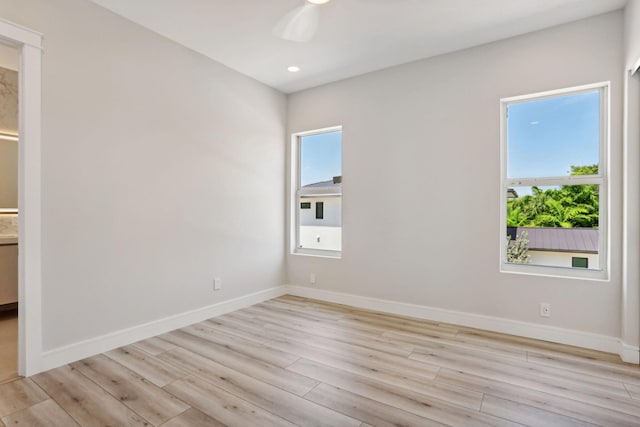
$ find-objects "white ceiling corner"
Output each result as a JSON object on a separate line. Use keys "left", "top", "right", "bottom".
{"left": 89, "top": 0, "right": 627, "bottom": 94}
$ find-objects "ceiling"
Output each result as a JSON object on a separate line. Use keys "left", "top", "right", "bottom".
{"left": 90, "top": 0, "right": 627, "bottom": 94}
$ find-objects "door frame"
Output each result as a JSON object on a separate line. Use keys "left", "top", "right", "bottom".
{"left": 0, "top": 18, "right": 43, "bottom": 376}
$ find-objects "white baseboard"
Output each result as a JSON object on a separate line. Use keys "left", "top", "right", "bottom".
{"left": 40, "top": 286, "right": 288, "bottom": 372}
{"left": 37, "top": 283, "right": 639, "bottom": 372}
{"left": 620, "top": 342, "right": 640, "bottom": 364}
{"left": 284, "top": 285, "right": 639, "bottom": 364}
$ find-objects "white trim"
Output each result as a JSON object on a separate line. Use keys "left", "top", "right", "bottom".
{"left": 620, "top": 342, "right": 640, "bottom": 364}
{"left": 40, "top": 287, "right": 288, "bottom": 372}
{"left": 632, "top": 57, "right": 640, "bottom": 75}
{"left": 292, "top": 248, "right": 341, "bottom": 259}
{"left": 0, "top": 18, "right": 42, "bottom": 50}
{"left": 500, "top": 81, "right": 610, "bottom": 104}
{"left": 284, "top": 285, "right": 638, "bottom": 364}
{"left": 292, "top": 125, "right": 343, "bottom": 138}
{"left": 18, "top": 41, "right": 44, "bottom": 376}
{"left": 0, "top": 19, "right": 44, "bottom": 377}
{"left": 505, "top": 175, "right": 602, "bottom": 187}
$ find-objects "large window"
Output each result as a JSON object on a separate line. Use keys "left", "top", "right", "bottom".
{"left": 292, "top": 127, "right": 342, "bottom": 256}
{"left": 500, "top": 83, "right": 608, "bottom": 279}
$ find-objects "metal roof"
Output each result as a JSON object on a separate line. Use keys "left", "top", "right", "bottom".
{"left": 300, "top": 177, "right": 342, "bottom": 197}
{"left": 302, "top": 179, "right": 341, "bottom": 189}
{"left": 507, "top": 227, "right": 598, "bottom": 253}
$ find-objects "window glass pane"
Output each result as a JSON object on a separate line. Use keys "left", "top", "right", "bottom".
{"left": 507, "top": 91, "right": 600, "bottom": 179}
{"left": 297, "top": 129, "right": 342, "bottom": 253}
{"left": 300, "top": 130, "right": 342, "bottom": 186}
{"left": 572, "top": 257, "right": 589, "bottom": 268}
{"left": 506, "top": 185, "right": 599, "bottom": 270}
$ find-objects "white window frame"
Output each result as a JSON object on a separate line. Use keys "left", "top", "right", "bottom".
{"left": 499, "top": 82, "right": 609, "bottom": 280}
{"left": 290, "top": 126, "right": 342, "bottom": 258}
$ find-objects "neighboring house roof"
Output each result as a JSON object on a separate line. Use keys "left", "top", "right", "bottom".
{"left": 300, "top": 177, "right": 342, "bottom": 197}
{"left": 302, "top": 179, "right": 341, "bottom": 189}
{"left": 507, "top": 226, "right": 598, "bottom": 253}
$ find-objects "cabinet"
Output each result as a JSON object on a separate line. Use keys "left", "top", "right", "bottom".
{"left": 0, "top": 244, "right": 17, "bottom": 306}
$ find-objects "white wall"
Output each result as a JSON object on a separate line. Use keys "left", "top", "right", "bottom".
{"left": 626, "top": 0, "right": 640, "bottom": 70}
{"left": 0, "top": 0, "right": 286, "bottom": 351}
{"left": 287, "top": 12, "right": 624, "bottom": 338}
{"left": 622, "top": 0, "right": 640, "bottom": 351}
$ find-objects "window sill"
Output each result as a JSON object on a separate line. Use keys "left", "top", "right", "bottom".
{"left": 292, "top": 248, "right": 342, "bottom": 259}
{"left": 500, "top": 262, "right": 609, "bottom": 282}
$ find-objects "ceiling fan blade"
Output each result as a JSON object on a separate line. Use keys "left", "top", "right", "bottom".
{"left": 273, "top": 3, "right": 319, "bottom": 43}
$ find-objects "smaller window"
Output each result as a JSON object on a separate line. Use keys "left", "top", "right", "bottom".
{"left": 292, "top": 126, "right": 342, "bottom": 256}
{"left": 572, "top": 257, "right": 589, "bottom": 268}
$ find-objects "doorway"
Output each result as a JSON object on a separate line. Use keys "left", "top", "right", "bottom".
{"left": 0, "top": 19, "right": 43, "bottom": 377}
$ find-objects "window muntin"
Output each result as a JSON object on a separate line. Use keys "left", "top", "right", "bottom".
{"left": 501, "top": 83, "right": 608, "bottom": 278}
{"left": 293, "top": 127, "right": 342, "bottom": 256}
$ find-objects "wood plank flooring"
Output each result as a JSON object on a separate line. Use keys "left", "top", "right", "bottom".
{"left": 0, "top": 309, "right": 18, "bottom": 384}
{"left": 1, "top": 295, "right": 640, "bottom": 426}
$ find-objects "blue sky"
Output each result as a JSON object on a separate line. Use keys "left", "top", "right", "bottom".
{"left": 300, "top": 130, "right": 342, "bottom": 186}
{"left": 507, "top": 90, "right": 600, "bottom": 179}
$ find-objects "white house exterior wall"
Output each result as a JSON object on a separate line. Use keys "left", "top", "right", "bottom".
{"left": 300, "top": 197, "right": 341, "bottom": 227}
{"left": 299, "top": 197, "right": 342, "bottom": 251}
{"left": 528, "top": 250, "right": 599, "bottom": 270}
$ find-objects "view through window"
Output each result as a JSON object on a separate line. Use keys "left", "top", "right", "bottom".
{"left": 502, "top": 84, "right": 607, "bottom": 274}
{"left": 295, "top": 128, "right": 342, "bottom": 254}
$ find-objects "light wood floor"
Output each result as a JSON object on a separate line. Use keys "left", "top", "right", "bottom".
{"left": 1, "top": 295, "right": 640, "bottom": 426}
{"left": 0, "top": 309, "right": 18, "bottom": 384}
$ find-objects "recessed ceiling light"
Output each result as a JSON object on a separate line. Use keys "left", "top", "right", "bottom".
{"left": 307, "top": 0, "right": 331, "bottom": 4}
{"left": 288, "top": 66, "right": 300, "bottom": 73}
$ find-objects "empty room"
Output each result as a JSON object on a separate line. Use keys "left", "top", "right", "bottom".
{"left": 0, "top": 0, "right": 640, "bottom": 425}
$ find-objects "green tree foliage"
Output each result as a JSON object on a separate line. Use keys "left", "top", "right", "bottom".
{"left": 506, "top": 164, "right": 599, "bottom": 228}
{"left": 506, "top": 231, "right": 530, "bottom": 264}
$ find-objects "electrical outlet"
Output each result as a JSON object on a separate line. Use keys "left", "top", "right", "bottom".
{"left": 214, "top": 277, "right": 221, "bottom": 291}
{"left": 540, "top": 302, "right": 551, "bottom": 317}
{"left": 310, "top": 272, "right": 316, "bottom": 284}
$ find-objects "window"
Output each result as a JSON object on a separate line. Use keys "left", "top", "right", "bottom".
{"left": 572, "top": 257, "right": 589, "bottom": 269}
{"left": 292, "top": 127, "right": 342, "bottom": 256}
{"left": 500, "top": 83, "right": 608, "bottom": 279}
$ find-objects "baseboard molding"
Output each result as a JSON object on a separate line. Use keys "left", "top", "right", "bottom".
{"left": 620, "top": 342, "right": 640, "bottom": 364}
{"left": 284, "top": 285, "right": 639, "bottom": 364}
{"left": 37, "top": 283, "right": 639, "bottom": 372}
{"left": 40, "top": 286, "right": 288, "bottom": 372}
